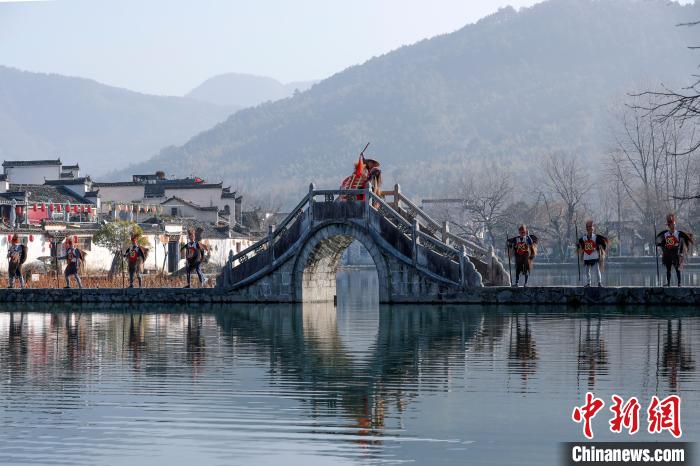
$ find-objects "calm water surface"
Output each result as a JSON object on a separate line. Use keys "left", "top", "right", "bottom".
{"left": 1, "top": 271, "right": 698, "bottom": 465}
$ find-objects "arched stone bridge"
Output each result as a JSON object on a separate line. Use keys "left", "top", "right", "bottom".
{"left": 218, "top": 184, "right": 510, "bottom": 303}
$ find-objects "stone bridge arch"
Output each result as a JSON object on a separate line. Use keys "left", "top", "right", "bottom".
{"left": 291, "top": 222, "right": 390, "bottom": 303}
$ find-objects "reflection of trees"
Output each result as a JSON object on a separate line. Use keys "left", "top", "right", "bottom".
{"left": 660, "top": 320, "right": 695, "bottom": 391}
{"left": 577, "top": 318, "right": 608, "bottom": 390}
{"left": 508, "top": 313, "right": 537, "bottom": 385}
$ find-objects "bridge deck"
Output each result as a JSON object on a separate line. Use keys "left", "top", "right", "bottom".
{"left": 0, "top": 287, "right": 698, "bottom": 306}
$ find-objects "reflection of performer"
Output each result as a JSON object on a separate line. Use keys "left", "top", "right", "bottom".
{"left": 124, "top": 234, "right": 147, "bottom": 288}
{"left": 577, "top": 318, "right": 608, "bottom": 390}
{"left": 7, "top": 235, "right": 27, "bottom": 289}
{"left": 577, "top": 220, "right": 607, "bottom": 287}
{"left": 661, "top": 320, "right": 695, "bottom": 391}
{"left": 656, "top": 214, "right": 694, "bottom": 287}
{"left": 507, "top": 225, "right": 538, "bottom": 287}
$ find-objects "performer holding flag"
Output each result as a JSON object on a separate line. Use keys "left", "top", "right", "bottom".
{"left": 507, "top": 224, "right": 538, "bottom": 287}
{"left": 577, "top": 220, "right": 608, "bottom": 287}
{"left": 656, "top": 213, "right": 694, "bottom": 287}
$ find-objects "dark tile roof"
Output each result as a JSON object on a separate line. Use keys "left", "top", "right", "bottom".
{"left": 162, "top": 182, "right": 223, "bottom": 190}
{"left": 0, "top": 174, "right": 7, "bottom": 181}
{"left": 3, "top": 159, "right": 61, "bottom": 167}
{"left": 44, "top": 177, "right": 91, "bottom": 185}
{"left": 93, "top": 181, "right": 143, "bottom": 187}
{"left": 5, "top": 184, "right": 95, "bottom": 204}
{"left": 61, "top": 164, "right": 80, "bottom": 170}
{"left": 161, "top": 196, "right": 218, "bottom": 212}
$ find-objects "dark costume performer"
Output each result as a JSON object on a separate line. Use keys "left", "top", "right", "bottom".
{"left": 181, "top": 229, "right": 208, "bottom": 288}
{"left": 656, "top": 214, "right": 694, "bottom": 287}
{"left": 58, "top": 238, "right": 83, "bottom": 289}
{"left": 578, "top": 221, "right": 608, "bottom": 287}
{"left": 7, "top": 235, "right": 27, "bottom": 289}
{"left": 124, "top": 234, "right": 148, "bottom": 288}
{"left": 507, "top": 226, "right": 538, "bottom": 287}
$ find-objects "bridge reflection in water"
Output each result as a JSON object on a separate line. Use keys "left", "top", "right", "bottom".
{"left": 1, "top": 284, "right": 700, "bottom": 465}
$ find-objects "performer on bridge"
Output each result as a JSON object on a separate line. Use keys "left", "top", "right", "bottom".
{"left": 7, "top": 235, "right": 27, "bottom": 289}
{"left": 58, "top": 238, "right": 83, "bottom": 289}
{"left": 181, "top": 227, "right": 208, "bottom": 288}
{"left": 656, "top": 213, "right": 694, "bottom": 287}
{"left": 339, "top": 144, "right": 382, "bottom": 201}
{"left": 577, "top": 220, "right": 607, "bottom": 287}
{"left": 507, "top": 224, "right": 538, "bottom": 287}
{"left": 124, "top": 233, "right": 148, "bottom": 288}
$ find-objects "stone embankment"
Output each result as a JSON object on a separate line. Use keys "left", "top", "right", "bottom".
{"left": 0, "top": 286, "right": 698, "bottom": 306}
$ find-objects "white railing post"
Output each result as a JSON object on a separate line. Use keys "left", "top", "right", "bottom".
{"left": 268, "top": 224, "right": 275, "bottom": 264}
{"left": 393, "top": 183, "right": 401, "bottom": 209}
{"left": 412, "top": 218, "right": 418, "bottom": 266}
{"left": 308, "top": 183, "right": 315, "bottom": 223}
{"left": 364, "top": 182, "right": 372, "bottom": 223}
{"left": 442, "top": 220, "right": 450, "bottom": 245}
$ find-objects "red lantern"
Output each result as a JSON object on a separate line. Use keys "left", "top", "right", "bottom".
{"left": 73, "top": 235, "right": 78, "bottom": 243}
{"left": 33, "top": 204, "right": 37, "bottom": 212}
{"left": 49, "top": 203, "right": 54, "bottom": 212}
{"left": 29, "top": 234, "right": 34, "bottom": 242}
{"left": 87, "top": 206, "right": 92, "bottom": 214}
{"left": 81, "top": 205, "right": 85, "bottom": 213}
{"left": 74, "top": 205, "right": 78, "bottom": 213}
{"left": 41, "top": 203, "right": 45, "bottom": 212}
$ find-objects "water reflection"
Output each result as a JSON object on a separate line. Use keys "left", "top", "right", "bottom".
{"left": 1, "top": 299, "right": 700, "bottom": 464}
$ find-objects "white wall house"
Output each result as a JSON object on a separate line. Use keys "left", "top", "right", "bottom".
{"left": 94, "top": 182, "right": 147, "bottom": 205}
{"left": 3, "top": 160, "right": 62, "bottom": 184}
{"left": 161, "top": 197, "right": 219, "bottom": 224}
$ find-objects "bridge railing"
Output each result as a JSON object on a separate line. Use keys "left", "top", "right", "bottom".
{"left": 382, "top": 184, "right": 489, "bottom": 260}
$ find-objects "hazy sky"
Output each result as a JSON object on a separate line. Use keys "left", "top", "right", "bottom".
{"left": 0, "top": 0, "right": 548, "bottom": 96}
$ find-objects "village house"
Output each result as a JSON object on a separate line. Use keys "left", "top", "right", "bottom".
{"left": 1, "top": 160, "right": 255, "bottom": 277}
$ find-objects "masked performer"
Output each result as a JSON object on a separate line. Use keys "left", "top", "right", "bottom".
{"left": 507, "top": 224, "right": 538, "bottom": 287}
{"left": 58, "top": 238, "right": 83, "bottom": 289}
{"left": 124, "top": 233, "right": 148, "bottom": 288}
{"left": 656, "top": 213, "right": 694, "bottom": 287}
{"left": 181, "top": 228, "right": 208, "bottom": 288}
{"left": 7, "top": 235, "right": 27, "bottom": 289}
{"left": 578, "top": 220, "right": 608, "bottom": 287}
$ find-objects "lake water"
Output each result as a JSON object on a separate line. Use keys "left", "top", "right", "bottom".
{"left": 1, "top": 271, "right": 698, "bottom": 465}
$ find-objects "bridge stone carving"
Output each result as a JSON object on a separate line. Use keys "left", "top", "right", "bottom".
{"left": 218, "top": 184, "right": 510, "bottom": 302}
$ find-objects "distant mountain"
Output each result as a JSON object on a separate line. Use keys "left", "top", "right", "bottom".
{"left": 0, "top": 66, "right": 238, "bottom": 175}
{"left": 116, "top": 0, "right": 700, "bottom": 200}
{"left": 186, "top": 73, "right": 318, "bottom": 108}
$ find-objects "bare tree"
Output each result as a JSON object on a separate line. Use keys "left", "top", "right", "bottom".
{"left": 538, "top": 154, "right": 593, "bottom": 261}
{"left": 460, "top": 170, "right": 513, "bottom": 248}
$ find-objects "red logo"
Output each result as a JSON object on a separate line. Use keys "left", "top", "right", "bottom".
{"left": 609, "top": 395, "right": 640, "bottom": 435}
{"left": 665, "top": 235, "right": 679, "bottom": 250}
{"left": 515, "top": 241, "right": 529, "bottom": 256}
{"left": 583, "top": 240, "right": 595, "bottom": 255}
{"left": 572, "top": 392, "right": 605, "bottom": 439}
{"left": 648, "top": 395, "right": 682, "bottom": 438}
{"left": 572, "top": 393, "right": 682, "bottom": 439}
